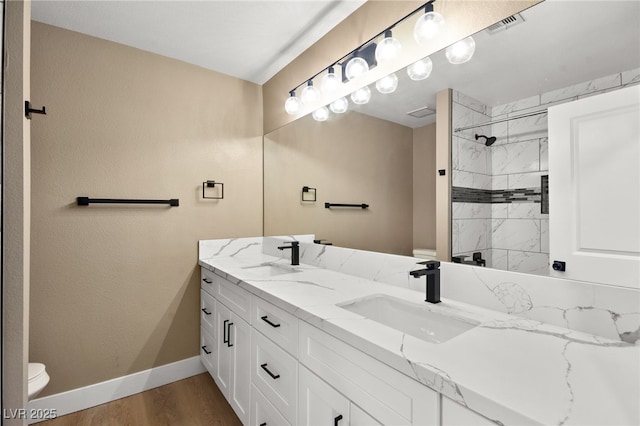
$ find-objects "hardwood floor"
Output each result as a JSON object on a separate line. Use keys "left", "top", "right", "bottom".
{"left": 40, "top": 373, "right": 242, "bottom": 426}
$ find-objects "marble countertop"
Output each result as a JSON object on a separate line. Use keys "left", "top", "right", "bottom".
{"left": 199, "top": 239, "right": 639, "bottom": 425}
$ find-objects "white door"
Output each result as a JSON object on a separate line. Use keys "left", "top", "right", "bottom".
{"left": 298, "top": 365, "right": 349, "bottom": 426}
{"left": 548, "top": 85, "right": 640, "bottom": 288}
{"left": 229, "top": 314, "right": 251, "bottom": 425}
{"left": 216, "top": 301, "right": 232, "bottom": 396}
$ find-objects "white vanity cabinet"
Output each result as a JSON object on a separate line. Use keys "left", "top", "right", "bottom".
{"left": 200, "top": 268, "right": 251, "bottom": 425}
{"left": 298, "top": 321, "right": 439, "bottom": 425}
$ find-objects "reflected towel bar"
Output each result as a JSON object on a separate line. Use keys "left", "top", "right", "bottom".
{"left": 325, "top": 202, "right": 369, "bottom": 209}
{"left": 77, "top": 197, "right": 179, "bottom": 207}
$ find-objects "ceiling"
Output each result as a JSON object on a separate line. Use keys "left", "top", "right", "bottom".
{"left": 31, "top": 0, "right": 367, "bottom": 85}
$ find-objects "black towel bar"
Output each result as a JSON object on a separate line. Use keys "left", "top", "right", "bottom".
{"left": 77, "top": 197, "right": 179, "bottom": 207}
{"left": 324, "top": 203, "right": 369, "bottom": 209}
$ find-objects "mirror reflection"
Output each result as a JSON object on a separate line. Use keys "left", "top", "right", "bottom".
{"left": 264, "top": 0, "right": 640, "bottom": 275}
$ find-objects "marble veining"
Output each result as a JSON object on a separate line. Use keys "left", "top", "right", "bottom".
{"left": 200, "top": 237, "right": 639, "bottom": 425}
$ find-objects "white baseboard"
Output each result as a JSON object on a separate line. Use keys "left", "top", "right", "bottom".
{"left": 27, "top": 356, "right": 206, "bottom": 424}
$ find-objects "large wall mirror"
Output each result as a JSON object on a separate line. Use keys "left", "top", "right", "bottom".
{"left": 264, "top": 1, "right": 640, "bottom": 275}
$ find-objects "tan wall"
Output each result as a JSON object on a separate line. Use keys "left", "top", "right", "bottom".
{"left": 412, "top": 123, "right": 437, "bottom": 251}
{"left": 263, "top": 0, "right": 542, "bottom": 133}
{"left": 29, "top": 22, "right": 263, "bottom": 396}
{"left": 264, "top": 112, "right": 413, "bottom": 255}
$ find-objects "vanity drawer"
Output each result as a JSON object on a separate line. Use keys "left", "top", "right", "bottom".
{"left": 201, "top": 268, "right": 218, "bottom": 297}
{"left": 251, "top": 329, "right": 297, "bottom": 424}
{"left": 200, "top": 289, "right": 216, "bottom": 333}
{"left": 298, "top": 321, "right": 438, "bottom": 426}
{"left": 200, "top": 326, "right": 217, "bottom": 378}
{"left": 214, "top": 273, "right": 251, "bottom": 323}
{"left": 251, "top": 384, "right": 290, "bottom": 426}
{"left": 252, "top": 295, "right": 298, "bottom": 356}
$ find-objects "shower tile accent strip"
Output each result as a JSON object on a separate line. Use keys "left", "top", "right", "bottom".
{"left": 452, "top": 186, "right": 542, "bottom": 204}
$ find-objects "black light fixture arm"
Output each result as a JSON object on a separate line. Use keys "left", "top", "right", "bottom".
{"left": 287, "top": 0, "right": 436, "bottom": 94}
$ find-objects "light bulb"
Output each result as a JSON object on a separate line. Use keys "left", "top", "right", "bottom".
{"left": 375, "top": 30, "right": 402, "bottom": 63}
{"left": 446, "top": 36, "right": 476, "bottom": 64}
{"left": 375, "top": 73, "right": 398, "bottom": 94}
{"left": 330, "top": 97, "right": 348, "bottom": 114}
{"left": 321, "top": 68, "right": 340, "bottom": 94}
{"left": 312, "top": 106, "right": 329, "bottom": 121}
{"left": 407, "top": 57, "right": 433, "bottom": 81}
{"left": 345, "top": 56, "right": 369, "bottom": 81}
{"left": 301, "top": 81, "right": 320, "bottom": 103}
{"left": 350, "top": 86, "right": 371, "bottom": 105}
{"left": 284, "top": 93, "right": 302, "bottom": 115}
{"left": 414, "top": 9, "right": 445, "bottom": 43}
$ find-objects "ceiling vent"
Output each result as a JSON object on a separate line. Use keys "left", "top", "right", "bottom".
{"left": 485, "top": 13, "right": 525, "bottom": 34}
{"left": 407, "top": 106, "right": 435, "bottom": 118}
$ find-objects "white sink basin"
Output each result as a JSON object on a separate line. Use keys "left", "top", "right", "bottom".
{"left": 241, "top": 262, "right": 300, "bottom": 277}
{"left": 338, "top": 294, "right": 479, "bottom": 344}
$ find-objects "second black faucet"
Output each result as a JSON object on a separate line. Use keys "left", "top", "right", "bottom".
{"left": 278, "top": 241, "right": 300, "bottom": 266}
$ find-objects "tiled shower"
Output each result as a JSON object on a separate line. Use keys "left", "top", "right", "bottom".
{"left": 451, "top": 67, "right": 640, "bottom": 275}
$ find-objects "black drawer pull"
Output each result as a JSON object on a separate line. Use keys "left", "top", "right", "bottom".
{"left": 334, "top": 414, "right": 343, "bottom": 426}
{"left": 227, "top": 322, "right": 234, "bottom": 347}
{"left": 261, "top": 315, "right": 281, "bottom": 328}
{"left": 201, "top": 308, "right": 212, "bottom": 315}
{"left": 201, "top": 345, "right": 211, "bottom": 355}
{"left": 259, "top": 423, "right": 266, "bottom": 426}
{"left": 260, "top": 363, "right": 280, "bottom": 380}
{"left": 202, "top": 278, "right": 212, "bottom": 284}
{"left": 223, "top": 320, "right": 229, "bottom": 344}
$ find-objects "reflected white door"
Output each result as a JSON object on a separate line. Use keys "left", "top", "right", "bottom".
{"left": 548, "top": 85, "right": 640, "bottom": 288}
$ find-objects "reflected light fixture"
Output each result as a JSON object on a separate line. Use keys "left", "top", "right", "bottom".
{"left": 345, "top": 52, "right": 370, "bottom": 81}
{"left": 312, "top": 106, "right": 329, "bottom": 121}
{"left": 376, "top": 73, "right": 399, "bottom": 94}
{"left": 414, "top": 3, "right": 445, "bottom": 43}
{"left": 330, "top": 97, "right": 349, "bottom": 114}
{"left": 407, "top": 57, "right": 433, "bottom": 81}
{"left": 375, "top": 30, "right": 402, "bottom": 63}
{"left": 284, "top": 90, "right": 302, "bottom": 115}
{"left": 321, "top": 66, "right": 340, "bottom": 94}
{"left": 350, "top": 86, "right": 371, "bottom": 105}
{"left": 301, "top": 80, "right": 320, "bottom": 103}
{"left": 445, "top": 36, "right": 476, "bottom": 64}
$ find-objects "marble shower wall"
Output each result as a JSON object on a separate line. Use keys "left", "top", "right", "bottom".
{"left": 452, "top": 68, "right": 640, "bottom": 275}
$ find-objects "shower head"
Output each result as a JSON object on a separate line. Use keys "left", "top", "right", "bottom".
{"left": 475, "top": 134, "right": 497, "bottom": 146}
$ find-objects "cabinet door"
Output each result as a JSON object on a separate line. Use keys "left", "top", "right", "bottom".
{"left": 351, "top": 403, "right": 382, "bottom": 426}
{"left": 216, "top": 301, "right": 232, "bottom": 396}
{"left": 549, "top": 85, "right": 640, "bottom": 288}
{"left": 298, "top": 365, "right": 349, "bottom": 426}
{"left": 229, "top": 312, "right": 251, "bottom": 425}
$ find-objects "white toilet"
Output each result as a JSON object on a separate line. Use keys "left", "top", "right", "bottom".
{"left": 28, "top": 363, "right": 50, "bottom": 400}
{"left": 412, "top": 248, "right": 437, "bottom": 261}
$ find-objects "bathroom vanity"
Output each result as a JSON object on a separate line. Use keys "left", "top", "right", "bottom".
{"left": 199, "top": 236, "right": 639, "bottom": 425}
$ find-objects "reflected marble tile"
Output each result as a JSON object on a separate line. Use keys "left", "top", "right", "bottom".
{"left": 458, "top": 219, "right": 490, "bottom": 253}
{"left": 491, "top": 249, "right": 508, "bottom": 271}
{"left": 508, "top": 203, "right": 544, "bottom": 219}
{"left": 508, "top": 251, "right": 549, "bottom": 276}
{"left": 457, "top": 138, "right": 490, "bottom": 174}
{"left": 622, "top": 67, "right": 640, "bottom": 86}
{"left": 491, "top": 204, "right": 508, "bottom": 219}
{"left": 453, "top": 170, "right": 491, "bottom": 190}
{"left": 492, "top": 219, "right": 541, "bottom": 251}
{"left": 540, "top": 220, "right": 549, "bottom": 254}
{"left": 452, "top": 220, "right": 460, "bottom": 255}
{"left": 507, "top": 112, "right": 547, "bottom": 143}
{"left": 492, "top": 175, "right": 508, "bottom": 190}
{"left": 492, "top": 140, "right": 540, "bottom": 175}
{"left": 452, "top": 202, "right": 491, "bottom": 219}
{"left": 539, "top": 138, "right": 548, "bottom": 171}
{"left": 492, "top": 95, "right": 540, "bottom": 116}
{"left": 490, "top": 120, "right": 509, "bottom": 146}
{"left": 541, "top": 72, "right": 621, "bottom": 104}
{"left": 507, "top": 171, "right": 544, "bottom": 189}
{"left": 454, "top": 90, "right": 489, "bottom": 115}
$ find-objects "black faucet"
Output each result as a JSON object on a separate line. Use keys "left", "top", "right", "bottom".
{"left": 452, "top": 252, "right": 486, "bottom": 267}
{"left": 277, "top": 241, "right": 300, "bottom": 266}
{"left": 409, "top": 260, "right": 441, "bottom": 304}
